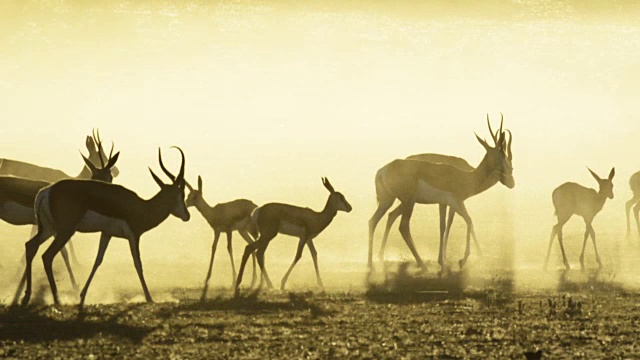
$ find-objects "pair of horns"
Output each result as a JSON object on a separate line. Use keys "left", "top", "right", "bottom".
{"left": 486, "top": 113, "right": 513, "bottom": 161}
{"left": 151, "top": 146, "right": 186, "bottom": 185}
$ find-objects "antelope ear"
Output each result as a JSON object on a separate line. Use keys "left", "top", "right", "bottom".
{"left": 475, "top": 133, "right": 491, "bottom": 151}
{"left": 608, "top": 167, "right": 615, "bottom": 180}
{"left": 149, "top": 168, "right": 166, "bottom": 188}
{"left": 106, "top": 152, "right": 120, "bottom": 169}
{"left": 198, "top": 175, "right": 203, "bottom": 192}
{"left": 81, "top": 153, "right": 98, "bottom": 173}
{"left": 587, "top": 167, "right": 601, "bottom": 182}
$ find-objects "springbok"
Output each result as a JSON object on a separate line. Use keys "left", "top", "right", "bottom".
{"left": 625, "top": 170, "right": 640, "bottom": 238}
{"left": 234, "top": 178, "right": 352, "bottom": 296}
{"left": 16, "top": 147, "right": 190, "bottom": 307}
{"left": 185, "top": 175, "right": 259, "bottom": 301}
{"left": 377, "top": 153, "right": 477, "bottom": 270}
{"left": 544, "top": 167, "right": 615, "bottom": 270}
{"left": 1, "top": 129, "right": 119, "bottom": 264}
{"left": 368, "top": 115, "right": 514, "bottom": 274}
{"left": 0, "top": 129, "right": 119, "bottom": 182}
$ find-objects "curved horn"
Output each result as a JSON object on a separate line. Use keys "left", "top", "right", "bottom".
{"left": 185, "top": 180, "right": 194, "bottom": 191}
{"left": 171, "top": 146, "right": 186, "bottom": 182}
{"left": 487, "top": 114, "right": 497, "bottom": 145}
{"left": 498, "top": 112, "right": 504, "bottom": 139}
{"left": 158, "top": 148, "right": 176, "bottom": 182}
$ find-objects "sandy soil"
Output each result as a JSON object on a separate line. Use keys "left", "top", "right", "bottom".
{"left": 1, "top": 264, "right": 640, "bottom": 360}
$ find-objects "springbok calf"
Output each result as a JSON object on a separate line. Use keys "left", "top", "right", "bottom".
{"left": 185, "top": 175, "right": 259, "bottom": 301}
{"left": 544, "top": 168, "right": 615, "bottom": 270}
{"left": 16, "top": 147, "right": 190, "bottom": 307}
{"left": 234, "top": 178, "right": 352, "bottom": 296}
{"left": 625, "top": 170, "right": 640, "bottom": 238}
{"left": 1, "top": 129, "right": 119, "bottom": 264}
{"left": 368, "top": 115, "right": 514, "bottom": 274}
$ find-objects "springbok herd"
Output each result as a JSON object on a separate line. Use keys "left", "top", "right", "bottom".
{"left": 0, "top": 118, "right": 638, "bottom": 307}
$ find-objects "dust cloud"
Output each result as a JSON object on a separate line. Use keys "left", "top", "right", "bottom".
{"left": 2, "top": 0, "right": 640, "bottom": 303}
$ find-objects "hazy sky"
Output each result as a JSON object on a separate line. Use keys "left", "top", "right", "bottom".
{"left": 2, "top": 1, "right": 640, "bottom": 272}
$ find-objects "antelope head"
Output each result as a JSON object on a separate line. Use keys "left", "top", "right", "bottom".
{"left": 81, "top": 139, "right": 120, "bottom": 183}
{"left": 185, "top": 175, "right": 204, "bottom": 208}
{"left": 475, "top": 113, "right": 515, "bottom": 189}
{"left": 322, "top": 177, "right": 352, "bottom": 213}
{"left": 588, "top": 167, "right": 615, "bottom": 199}
{"left": 149, "top": 147, "right": 190, "bottom": 221}
{"left": 85, "top": 129, "right": 120, "bottom": 178}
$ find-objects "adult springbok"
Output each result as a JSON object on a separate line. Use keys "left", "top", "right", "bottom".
{"left": 625, "top": 171, "right": 640, "bottom": 238}
{"left": 368, "top": 115, "right": 514, "bottom": 274}
{"left": 234, "top": 178, "right": 352, "bottom": 296}
{"left": 185, "top": 175, "right": 259, "bottom": 301}
{"left": 1, "top": 144, "right": 120, "bottom": 283}
{"left": 16, "top": 147, "right": 190, "bottom": 307}
{"left": 544, "top": 167, "right": 615, "bottom": 270}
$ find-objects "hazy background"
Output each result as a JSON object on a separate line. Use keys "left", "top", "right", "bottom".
{"left": 2, "top": 0, "right": 640, "bottom": 300}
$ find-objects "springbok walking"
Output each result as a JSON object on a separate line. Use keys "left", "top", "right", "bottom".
{"left": 368, "top": 115, "right": 514, "bottom": 274}
{"left": 185, "top": 175, "right": 259, "bottom": 301}
{"left": 625, "top": 171, "right": 640, "bottom": 238}
{"left": 234, "top": 178, "right": 352, "bottom": 296}
{"left": 544, "top": 167, "right": 615, "bottom": 270}
{"left": 16, "top": 147, "right": 190, "bottom": 307}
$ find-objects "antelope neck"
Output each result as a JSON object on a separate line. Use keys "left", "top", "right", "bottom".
{"left": 135, "top": 189, "right": 177, "bottom": 234}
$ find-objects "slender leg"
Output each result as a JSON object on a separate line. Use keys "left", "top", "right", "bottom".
{"left": 398, "top": 200, "right": 427, "bottom": 272}
{"left": 443, "top": 207, "right": 455, "bottom": 264}
{"left": 437, "top": 204, "right": 447, "bottom": 268}
{"left": 281, "top": 237, "right": 306, "bottom": 290}
{"left": 226, "top": 231, "right": 237, "bottom": 286}
{"left": 307, "top": 239, "right": 324, "bottom": 289}
{"left": 239, "top": 231, "right": 258, "bottom": 288}
{"left": 454, "top": 201, "right": 475, "bottom": 269}
{"left": 379, "top": 205, "right": 402, "bottom": 264}
{"left": 18, "top": 226, "right": 53, "bottom": 306}
{"left": 200, "top": 231, "right": 220, "bottom": 302}
{"left": 626, "top": 195, "right": 639, "bottom": 237}
{"left": 67, "top": 240, "right": 81, "bottom": 266}
{"left": 236, "top": 232, "right": 275, "bottom": 296}
{"left": 588, "top": 224, "right": 602, "bottom": 268}
{"left": 59, "top": 246, "right": 79, "bottom": 291}
{"left": 544, "top": 225, "right": 558, "bottom": 270}
{"left": 79, "top": 233, "right": 112, "bottom": 308}
{"left": 579, "top": 225, "right": 590, "bottom": 270}
{"left": 368, "top": 198, "right": 394, "bottom": 273}
{"left": 255, "top": 242, "right": 273, "bottom": 289}
{"left": 557, "top": 223, "right": 570, "bottom": 270}
{"left": 633, "top": 203, "right": 640, "bottom": 239}
{"left": 129, "top": 238, "right": 153, "bottom": 303}
{"left": 42, "top": 232, "right": 75, "bottom": 306}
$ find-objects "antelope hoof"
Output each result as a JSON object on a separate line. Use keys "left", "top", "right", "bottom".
{"left": 563, "top": 263, "right": 571, "bottom": 270}
{"left": 458, "top": 259, "right": 467, "bottom": 269}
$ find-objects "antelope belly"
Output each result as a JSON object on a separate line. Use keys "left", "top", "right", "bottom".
{"left": 278, "top": 221, "right": 306, "bottom": 237}
{"left": 0, "top": 201, "right": 35, "bottom": 225}
{"left": 415, "top": 180, "right": 455, "bottom": 205}
{"left": 76, "top": 210, "right": 134, "bottom": 239}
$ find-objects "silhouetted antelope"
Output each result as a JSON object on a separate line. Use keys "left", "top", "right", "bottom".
{"left": 235, "top": 178, "right": 352, "bottom": 296}
{"left": 544, "top": 167, "right": 615, "bottom": 270}
{"left": 185, "top": 175, "right": 259, "bottom": 302}
{"left": 368, "top": 114, "right": 514, "bottom": 274}
{"left": 16, "top": 147, "right": 190, "bottom": 307}
{"left": 625, "top": 170, "right": 640, "bottom": 238}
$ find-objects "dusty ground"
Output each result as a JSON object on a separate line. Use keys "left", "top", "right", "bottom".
{"left": 1, "top": 265, "right": 640, "bottom": 360}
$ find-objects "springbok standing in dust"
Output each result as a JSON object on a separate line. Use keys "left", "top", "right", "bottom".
{"left": 544, "top": 167, "right": 615, "bottom": 270}
{"left": 368, "top": 115, "right": 514, "bottom": 274}
{"left": 234, "top": 178, "right": 352, "bottom": 296}
{"left": 185, "top": 175, "right": 259, "bottom": 302}
{"left": 16, "top": 147, "right": 190, "bottom": 307}
{"left": 625, "top": 171, "right": 640, "bottom": 238}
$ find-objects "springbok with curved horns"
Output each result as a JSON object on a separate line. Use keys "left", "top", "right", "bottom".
{"left": 368, "top": 114, "right": 514, "bottom": 274}
{"left": 544, "top": 167, "right": 615, "bottom": 270}
{"left": 235, "top": 178, "right": 352, "bottom": 296}
{"left": 625, "top": 171, "right": 640, "bottom": 238}
{"left": 16, "top": 147, "right": 190, "bottom": 307}
{"left": 185, "top": 175, "right": 259, "bottom": 302}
